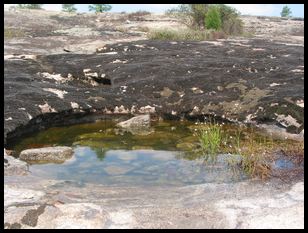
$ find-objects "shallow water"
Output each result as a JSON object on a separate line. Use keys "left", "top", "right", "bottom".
{"left": 10, "top": 120, "right": 290, "bottom": 187}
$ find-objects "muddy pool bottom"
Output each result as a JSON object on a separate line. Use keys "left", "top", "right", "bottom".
{"left": 9, "top": 120, "right": 297, "bottom": 187}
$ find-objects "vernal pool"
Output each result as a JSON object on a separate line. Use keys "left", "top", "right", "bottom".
{"left": 9, "top": 120, "right": 296, "bottom": 187}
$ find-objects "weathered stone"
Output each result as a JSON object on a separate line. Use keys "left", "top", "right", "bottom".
{"left": 4, "top": 185, "right": 45, "bottom": 208}
{"left": 4, "top": 149, "right": 29, "bottom": 176}
{"left": 3, "top": 178, "right": 304, "bottom": 229}
{"left": 117, "top": 114, "right": 150, "bottom": 129}
{"left": 19, "top": 147, "right": 73, "bottom": 163}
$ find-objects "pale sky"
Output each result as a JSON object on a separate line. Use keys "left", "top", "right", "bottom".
{"left": 4, "top": 4, "right": 304, "bottom": 17}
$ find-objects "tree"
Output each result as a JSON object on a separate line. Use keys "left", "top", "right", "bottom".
{"left": 218, "top": 4, "right": 240, "bottom": 23}
{"left": 17, "top": 4, "right": 43, "bottom": 9}
{"left": 62, "top": 4, "right": 77, "bottom": 13}
{"left": 190, "top": 4, "right": 209, "bottom": 29}
{"left": 166, "top": 4, "right": 243, "bottom": 34}
{"left": 205, "top": 6, "right": 222, "bottom": 30}
{"left": 166, "top": 4, "right": 209, "bottom": 29}
{"left": 88, "top": 4, "right": 112, "bottom": 13}
{"left": 281, "top": 5, "right": 292, "bottom": 17}
{"left": 218, "top": 5, "right": 243, "bottom": 35}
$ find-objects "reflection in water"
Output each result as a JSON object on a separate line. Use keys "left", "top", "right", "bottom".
{"left": 28, "top": 147, "right": 247, "bottom": 186}
{"left": 10, "top": 120, "right": 287, "bottom": 186}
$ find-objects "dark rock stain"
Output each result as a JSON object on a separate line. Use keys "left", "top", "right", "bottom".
{"left": 21, "top": 204, "right": 47, "bottom": 227}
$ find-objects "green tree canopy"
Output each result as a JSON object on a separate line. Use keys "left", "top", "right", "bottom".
{"left": 281, "top": 5, "right": 292, "bottom": 17}
{"left": 88, "top": 4, "right": 112, "bottom": 13}
{"left": 62, "top": 4, "right": 77, "bottom": 13}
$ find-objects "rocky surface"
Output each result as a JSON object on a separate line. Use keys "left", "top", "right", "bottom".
{"left": 4, "top": 9, "right": 304, "bottom": 229}
{"left": 4, "top": 10, "right": 304, "bottom": 55}
{"left": 4, "top": 149, "right": 29, "bottom": 176}
{"left": 19, "top": 146, "right": 73, "bottom": 163}
{"left": 4, "top": 9, "right": 304, "bottom": 144}
{"left": 4, "top": 38, "right": 304, "bottom": 144}
{"left": 4, "top": 175, "right": 304, "bottom": 229}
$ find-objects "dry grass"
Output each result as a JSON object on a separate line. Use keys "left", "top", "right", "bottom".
{"left": 148, "top": 28, "right": 226, "bottom": 41}
{"left": 4, "top": 28, "right": 26, "bottom": 39}
{"left": 128, "top": 11, "right": 151, "bottom": 21}
{"left": 193, "top": 121, "right": 304, "bottom": 180}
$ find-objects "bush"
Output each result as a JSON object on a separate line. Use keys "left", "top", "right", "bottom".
{"left": 167, "top": 4, "right": 243, "bottom": 36}
{"left": 222, "top": 17, "right": 243, "bottom": 35}
{"left": 205, "top": 6, "right": 222, "bottom": 30}
{"left": 166, "top": 4, "right": 209, "bottom": 29}
{"left": 190, "top": 4, "right": 209, "bottom": 29}
{"left": 218, "top": 4, "right": 240, "bottom": 23}
{"left": 218, "top": 5, "right": 243, "bottom": 35}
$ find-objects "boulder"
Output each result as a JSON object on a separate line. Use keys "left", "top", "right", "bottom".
{"left": 117, "top": 114, "right": 150, "bottom": 129}
{"left": 4, "top": 149, "right": 29, "bottom": 176}
{"left": 19, "top": 146, "right": 73, "bottom": 163}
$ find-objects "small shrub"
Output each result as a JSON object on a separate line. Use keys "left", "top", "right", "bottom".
{"left": 218, "top": 4, "right": 240, "bottom": 23}
{"left": 205, "top": 6, "right": 222, "bottom": 30}
{"left": 222, "top": 17, "right": 243, "bottom": 35}
{"left": 166, "top": 4, "right": 209, "bottom": 29}
{"left": 190, "top": 4, "right": 209, "bottom": 29}
{"left": 217, "top": 4, "right": 243, "bottom": 35}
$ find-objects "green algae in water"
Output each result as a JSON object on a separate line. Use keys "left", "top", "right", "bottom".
{"left": 10, "top": 120, "right": 290, "bottom": 187}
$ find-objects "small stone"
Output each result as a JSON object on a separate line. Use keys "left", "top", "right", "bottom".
{"left": 217, "top": 86, "right": 224, "bottom": 91}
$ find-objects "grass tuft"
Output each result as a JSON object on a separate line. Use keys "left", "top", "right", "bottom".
{"left": 4, "top": 28, "right": 26, "bottom": 39}
{"left": 197, "top": 118, "right": 224, "bottom": 163}
{"left": 148, "top": 28, "right": 226, "bottom": 41}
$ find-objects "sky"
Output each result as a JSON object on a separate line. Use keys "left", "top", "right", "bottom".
{"left": 4, "top": 4, "right": 304, "bottom": 17}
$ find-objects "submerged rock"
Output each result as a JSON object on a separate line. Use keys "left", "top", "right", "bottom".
{"left": 19, "top": 146, "right": 73, "bottom": 163}
{"left": 4, "top": 149, "right": 28, "bottom": 176}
